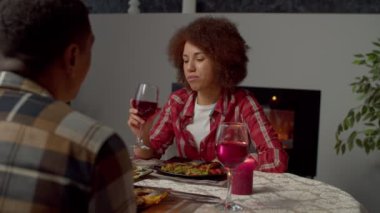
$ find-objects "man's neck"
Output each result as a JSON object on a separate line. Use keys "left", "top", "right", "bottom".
{"left": 0, "top": 55, "right": 26, "bottom": 72}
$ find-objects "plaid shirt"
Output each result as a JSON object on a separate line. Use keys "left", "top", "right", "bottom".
{"left": 150, "top": 88, "right": 288, "bottom": 173}
{"left": 0, "top": 71, "right": 136, "bottom": 213}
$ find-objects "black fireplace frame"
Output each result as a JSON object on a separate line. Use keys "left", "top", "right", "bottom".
{"left": 241, "top": 86, "right": 321, "bottom": 178}
{"left": 172, "top": 83, "right": 321, "bottom": 178}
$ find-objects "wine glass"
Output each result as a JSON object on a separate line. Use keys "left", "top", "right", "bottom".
{"left": 215, "top": 122, "right": 249, "bottom": 211}
{"left": 132, "top": 83, "right": 159, "bottom": 149}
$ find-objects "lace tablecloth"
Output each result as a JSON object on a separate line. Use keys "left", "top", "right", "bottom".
{"left": 135, "top": 171, "right": 366, "bottom": 213}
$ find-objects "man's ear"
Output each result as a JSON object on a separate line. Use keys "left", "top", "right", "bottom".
{"left": 63, "top": 44, "right": 80, "bottom": 77}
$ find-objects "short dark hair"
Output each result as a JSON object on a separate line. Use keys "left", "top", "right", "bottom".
{"left": 168, "top": 16, "right": 249, "bottom": 90}
{"left": 0, "top": 0, "right": 91, "bottom": 78}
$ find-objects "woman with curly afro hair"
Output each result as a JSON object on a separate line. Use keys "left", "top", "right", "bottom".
{"left": 128, "top": 16, "right": 288, "bottom": 173}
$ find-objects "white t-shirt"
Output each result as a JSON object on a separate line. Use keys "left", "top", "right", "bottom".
{"left": 186, "top": 102, "right": 216, "bottom": 150}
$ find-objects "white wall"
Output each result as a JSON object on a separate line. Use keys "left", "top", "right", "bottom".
{"left": 72, "top": 14, "right": 380, "bottom": 212}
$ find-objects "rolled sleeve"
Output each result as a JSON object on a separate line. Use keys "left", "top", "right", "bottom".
{"left": 89, "top": 134, "right": 136, "bottom": 213}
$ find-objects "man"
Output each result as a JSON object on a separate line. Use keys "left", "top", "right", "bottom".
{"left": 0, "top": 0, "right": 136, "bottom": 212}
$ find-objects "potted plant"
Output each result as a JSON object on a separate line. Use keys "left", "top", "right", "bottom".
{"left": 335, "top": 38, "right": 380, "bottom": 154}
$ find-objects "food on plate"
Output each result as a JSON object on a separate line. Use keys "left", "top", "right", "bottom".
{"left": 160, "top": 161, "right": 225, "bottom": 176}
{"left": 134, "top": 187, "right": 169, "bottom": 209}
{"left": 133, "top": 165, "right": 153, "bottom": 180}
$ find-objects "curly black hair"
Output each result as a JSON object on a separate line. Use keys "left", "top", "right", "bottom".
{"left": 168, "top": 16, "right": 249, "bottom": 90}
{"left": 0, "top": 0, "right": 91, "bottom": 78}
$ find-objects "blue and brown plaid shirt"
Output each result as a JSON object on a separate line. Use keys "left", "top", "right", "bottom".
{"left": 0, "top": 71, "right": 136, "bottom": 212}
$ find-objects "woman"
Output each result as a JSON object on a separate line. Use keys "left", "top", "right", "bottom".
{"left": 128, "top": 16, "right": 287, "bottom": 172}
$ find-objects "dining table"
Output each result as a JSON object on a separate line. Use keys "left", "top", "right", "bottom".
{"left": 133, "top": 159, "right": 366, "bottom": 213}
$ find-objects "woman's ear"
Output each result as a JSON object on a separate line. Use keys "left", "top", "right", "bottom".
{"left": 63, "top": 43, "right": 80, "bottom": 77}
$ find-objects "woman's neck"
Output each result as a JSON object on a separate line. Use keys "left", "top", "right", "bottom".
{"left": 196, "top": 87, "right": 221, "bottom": 105}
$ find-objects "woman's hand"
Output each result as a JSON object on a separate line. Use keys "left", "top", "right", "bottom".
{"left": 127, "top": 105, "right": 145, "bottom": 138}
{"left": 133, "top": 145, "right": 156, "bottom": 159}
{"left": 127, "top": 99, "right": 161, "bottom": 144}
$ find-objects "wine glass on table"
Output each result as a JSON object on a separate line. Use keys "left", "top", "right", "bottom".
{"left": 132, "top": 83, "right": 159, "bottom": 150}
{"left": 215, "top": 122, "right": 249, "bottom": 211}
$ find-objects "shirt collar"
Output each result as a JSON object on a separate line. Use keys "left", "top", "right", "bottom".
{"left": 0, "top": 71, "right": 52, "bottom": 97}
{"left": 213, "top": 89, "right": 233, "bottom": 116}
{"left": 183, "top": 89, "right": 234, "bottom": 118}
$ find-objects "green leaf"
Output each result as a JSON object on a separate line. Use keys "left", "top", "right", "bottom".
{"left": 365, "top": 122, "right": 375, "bottom": 127}
{"left": 353, "top": 59, "right": 366, "bottom": 65}
{"left": 341, "top": 144, "right": 346, "bottom": 154}
{"left": 372, "top": 42, "right": 380, "bottom": 48}
{"left": 363, "top": 112, "right": 372, "bottom": 121}
{"left": 347, "top": 131, "right": 357, "bottom": 151}
{"left": 364, "top": 139, "right": 371, "bottom": 154}
{"left": 367, "top": 53, "right": 377, "bottom": 62}
{"left": 337, "top": 124, "right": 343, "bottom": 134}
{"left": 335, "top": 139, "right": 342, "bottom": 154}
{"left": 355, "top": 112, "right": 362, "bottom": 122}
{"left": 335, "top": 147, "right": 340, "bottom": 155}
{"left": 349, "top": 115, "right": 355, "bottom": 128}
{"left": 344, "top": 115, "right": 355, "bottom": 129}
{"left": 369, "top": 114, "right": 377, "bottom": 122}
{"left": 348, "top": 131, "right": 357, "bottom": 143}
{"left": 356, "top": 139, "right": 363, "bottom": 148}
{"left": 352, "top": 85, "right": 357, "bottom": 93}
{"left": 361, "top": 105, "right": 368, "bottom": 114}
{"left": 343, "top": 118, "right": 349, "bottom": 130}
{"left": 348, "top": 109, "right": 355, "bottom": 118}
{"left": 354, "top": 54, "right": 364, "bottom": 58}
{"left": 364, "top": 84, "right": 370, "bottom": 94}
{"left": 365, "top": 129, "right": 376, "bottom": 136}
{"left": 374, "top": 129, "right": 380, "bottom": 135}
{"left": 369, "top": 107, "right": 375, "bottom": 114}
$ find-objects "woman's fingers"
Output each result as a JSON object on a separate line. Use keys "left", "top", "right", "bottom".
{"left": 130, "top": 113, "right": 145, "bottom": 124}
{"left": 133, "top": 145, "right": 154, "bottom": 159}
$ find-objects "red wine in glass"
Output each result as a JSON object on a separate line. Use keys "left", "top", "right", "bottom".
{"left": 215, "top": 122, "right": 249, "bottom": 211}
{"left": 133, "top": 83, "right": 159, "bottom": 149}
{"left": 132, "top": 100, "right": 158, "bottom": 121}
{"left": 216, "top": 141, "right": 248, "bottom": 169}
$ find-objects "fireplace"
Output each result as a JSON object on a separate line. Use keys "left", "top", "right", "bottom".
{"left": 172, "top": 83, "right": 321, "bottom": 178}
{"left": 246, "top": 86, "right": 321, "bottom": 178}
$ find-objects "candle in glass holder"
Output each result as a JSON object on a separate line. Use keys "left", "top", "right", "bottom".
{"left": 232, "top": 156, "right": 256, "bottom": 195}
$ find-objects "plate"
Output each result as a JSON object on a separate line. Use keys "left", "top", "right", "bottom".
{"left": 134, "top": 167, "right": 153, "bottom": 180}
{"left": 154, "top": 159, "right": 227, "bottom": 180}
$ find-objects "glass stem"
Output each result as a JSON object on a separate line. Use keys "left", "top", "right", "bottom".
{"left": 137, "top": 124, "right": 143, "bottom": 145}
{"left": 225, "top": 168, "right": 233, "bottom": 207}
{"left": 137, "top": 123, "right": 150, "bottom": 150}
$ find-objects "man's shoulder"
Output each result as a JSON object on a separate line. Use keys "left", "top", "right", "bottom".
{"left": 27, "top": 98, "right": 121, "bottom": 154}
{"left": 52, "top": 104, "right": 120, "bottom": 154}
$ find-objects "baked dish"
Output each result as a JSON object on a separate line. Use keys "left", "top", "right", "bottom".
{"left": 158, "top": 160, "right": 226, "bottom": 177}
{"left": 134, "top": 187, "right": 169, "bottom": 209}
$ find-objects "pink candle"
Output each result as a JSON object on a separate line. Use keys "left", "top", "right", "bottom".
{"left": 232, "top": 156, "right": 256, "bottom": 195}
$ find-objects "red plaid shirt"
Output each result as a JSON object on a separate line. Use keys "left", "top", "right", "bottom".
{"left": 150, "top": 88, "right": 288, "bottom": 172}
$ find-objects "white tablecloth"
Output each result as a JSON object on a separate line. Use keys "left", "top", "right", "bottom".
{"left": 135, "top": 171, "right": 366, "bottom": 213}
